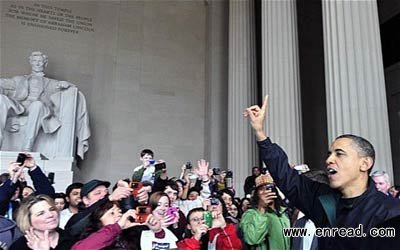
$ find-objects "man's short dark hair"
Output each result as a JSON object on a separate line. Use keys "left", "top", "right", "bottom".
{"left": 186, "top": 207, "right": 205, "bottom": 222}
{"left": 336, "top": 134, "right": 375, "bottom": 173}
{"left": 54, "top": 192, "right": 66, "bottom": 200}
{"left": 164, "top": 180, "right": 179, "bottom": 192}
{"left": 140, "top": 149, "right": 154, "bottom": 158}
{"left": 65, "top": 182, "right": 83, "bottom": 197}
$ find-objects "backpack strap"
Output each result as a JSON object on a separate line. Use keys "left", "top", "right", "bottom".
{"left": 319, "top": 194, "right": 337, "bottom": 226}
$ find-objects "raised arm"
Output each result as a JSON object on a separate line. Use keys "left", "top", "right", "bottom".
{"left": 243, "top": 95, "right": 269, "bottom": 141}
{"left": 244, "top": 96, "right": 332, "bottom": 226}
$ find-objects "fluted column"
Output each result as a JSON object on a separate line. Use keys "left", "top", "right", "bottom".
{"left": 262, "top": 0, "right": 303, "bottom": 164}
{"left": 228, "top": 0, "right": 257, "bottom": 197}
{"left": 322, "top": 1, "right": 393, "bottom": 177}
{"left": 205, "top": 0, "right": 229, "bottom": 170}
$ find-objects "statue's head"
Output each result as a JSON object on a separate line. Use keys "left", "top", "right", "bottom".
{"left": 29, "top": 51, "right": 48, "bottom": 73}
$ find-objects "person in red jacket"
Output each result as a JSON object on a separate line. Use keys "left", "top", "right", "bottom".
{"left": 177, "top": 207, "right": 242, "bottom": 250}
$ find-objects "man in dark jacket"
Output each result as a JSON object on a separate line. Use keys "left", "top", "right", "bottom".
{"left": 244, "top": 95, "right": 400, "bottom": 250}
{"left": 243, "top": 166, "right": 260, "bottom": 195}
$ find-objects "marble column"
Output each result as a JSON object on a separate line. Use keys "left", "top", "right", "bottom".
{"left": 261, "top": 0, "right": 303, "bottom": 165}
{"left": 204, "top": 0, "right": 229, "bottom": 170}
{"left": 228, "top": 0, "right": 257, "bottom": 197}
{"left": 322, "top": 0, "right": 393, "bottom": 178}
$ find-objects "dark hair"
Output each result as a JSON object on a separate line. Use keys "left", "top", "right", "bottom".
{"left": 252, "top": 185, "right": 284, "bottom": 214}
{"left": 336, "top": 134, "right": 375, "bottom": 173}
{"left": 65, "top": 182, "right": 83, "bottom": 197}
{"left": 188, "top": 187, "right": 200, "bottom": 197}
{"left": 21, "top": 186, "right": 35, "bottom": 200}
{"left": 186, "top": 207, "right": 205, "bottom": 222}
{"left": 230, "top": 201, "right": 242, "bottom": 219}
{"left": 140, "top": 149, "right": 154, "bottom": 158}
{"left": 54, "top": 192, "right": 66, "bottom": 200}
{"left": 175, "top": 179, "right": 186, "bottom": 187}
{"left": 164, "top": 180, "right": 179, "bottom": 192}
{"left": 80, "top": 200, "right": 117, "bottom": 239}
{"left": 217, "top": 188, "right": 234, "bottom": 199}
{"left": 240, "top": 197, "right": 252, "bottom": 211}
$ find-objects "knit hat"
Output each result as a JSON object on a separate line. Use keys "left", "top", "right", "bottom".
{"left": 255, "top": 172, "right": 274, "bottom": 188}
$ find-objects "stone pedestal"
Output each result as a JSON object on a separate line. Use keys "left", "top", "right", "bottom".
{"left": 0, "top": 151, "right": 74, "bottom": 192}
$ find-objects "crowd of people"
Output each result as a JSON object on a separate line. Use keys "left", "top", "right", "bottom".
{"left": 1, "top": 95, "right": 400, "bottom": 250}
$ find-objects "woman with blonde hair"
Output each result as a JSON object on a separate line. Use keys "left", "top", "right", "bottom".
{"left": 10, "top": 194, "right": 74, "bottom": 250}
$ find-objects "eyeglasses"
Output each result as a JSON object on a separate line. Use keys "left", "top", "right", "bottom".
{"left": 190, "top": 217, "right": 203, "bottom": 222}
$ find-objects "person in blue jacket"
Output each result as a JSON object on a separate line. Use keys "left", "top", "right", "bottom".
{"left": 0, "top": 153, "right": 54, "bottom": 216}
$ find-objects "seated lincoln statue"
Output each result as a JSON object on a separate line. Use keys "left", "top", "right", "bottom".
{"left": 0, "top": 51, "right": 90, "bottom": 159}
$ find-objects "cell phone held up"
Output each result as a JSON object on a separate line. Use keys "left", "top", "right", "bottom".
{"left": 165, "top": 206, "right": 179, "bottom": 223}
{"left": 135, "top": 206, "right": 151, "bottom": 223}
{"left": 154, "top": 162, "right": 166, "bottom": 172}
{"left": 130, "top": 181, "right": 143, "bottom": 198}
{"left": 265, "top": 183, "right": 277, "bottom": 193}
{"left": 16, "top": 153, "right": 27, "bottom": 166}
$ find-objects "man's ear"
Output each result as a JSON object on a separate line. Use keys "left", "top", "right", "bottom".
{"left": 66, "top": 196, "right": 70, "bottom": 203}
{"left": 360, "top": 157, "right": 373, "bottom": 172}
{"left": 187, "top": 223, "right": 192, "bottom": 231}
{"left": 82, "top": 196, "right": 89, "bottom": 206}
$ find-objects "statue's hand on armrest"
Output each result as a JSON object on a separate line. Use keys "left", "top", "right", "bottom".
{"left": 56, "top": 81, "right": 74, "bottom": 90}
{"left": 0, "top": 78, "right": 16, "bottom": 94}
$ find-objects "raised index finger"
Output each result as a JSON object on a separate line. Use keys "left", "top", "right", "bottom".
{"left": 261, "top": 95, "right": 269, "bottom": 112}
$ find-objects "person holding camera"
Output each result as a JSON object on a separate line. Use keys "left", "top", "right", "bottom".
{"left": 71, "top": 200, "right": 142, "bottom": 249}
{"left": 177, "top": 206, "right": 242, "bottom": 250}
{"left": 64, "top": 179, "right": 149, "bottom": 242}
{"left": 139, "top": 191, "right": 179, "bottom": 249}
{"left": 131, "top": 149, "right": 156, "bottom": 183}
{"left": 240, "top": 173, "right": 291, "bottom": 250}
{"left": 0, "top": 153, "right": 55, "bottom": 217}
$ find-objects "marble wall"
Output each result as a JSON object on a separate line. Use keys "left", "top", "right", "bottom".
{"left": 0, "top": 1, "right": 207, "bottom": 186}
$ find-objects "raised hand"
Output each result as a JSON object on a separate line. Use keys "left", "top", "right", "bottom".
{"left": 244, "top": 95, "right": 269, "bottom": 141}
{"left": 161, "top": 211, "right": 179, "bottom": 227}
{"left": 109, "top": 180, "right": 132, "bottom": 202}
{"left": 136, "top": 186, "right": 150, "bottom": 204}
{"left": 194, "top": 159, "right": 209, "bottom": 180}
{"left": 25, "top": 228, "right": 50, "bottom": 250}
{"left": 193, "top": 224, "right": 208, "bottom": 241}
{"left": 117, "top": 209, "right": 140, "bottom": 230}
{"left": 211, "top": 211, "right": 226, "bottom": 229}
{"left": 262, "top": 189, "right": 278, "bottom": 207}
{"left": 8, "top": 162, "right": 24, "bottom": 183}
{"left": 146, "top": 214, "right": 162, "bottom": 233}
{"left": 23, "top": 153, "right": 37, "bottom": 170}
